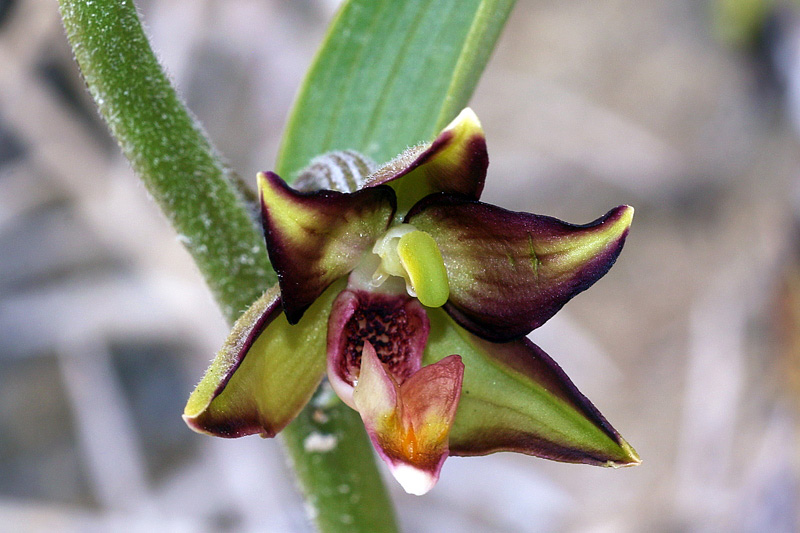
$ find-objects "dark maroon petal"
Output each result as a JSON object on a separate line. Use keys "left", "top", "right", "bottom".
{"left": 366, "top": 108, "right": 488, "bottom": 210}
{"left": 259, "top": 171, "right": 396, "bottom": 323}
{"left": 407, "top": 195, "right": 634, "bottom": 341}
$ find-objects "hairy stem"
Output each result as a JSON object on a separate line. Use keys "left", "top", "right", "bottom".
{"left": 58, "top": 1, "right": 397, "bottom": 531}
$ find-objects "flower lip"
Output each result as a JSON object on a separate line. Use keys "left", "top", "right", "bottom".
{"left": 352, "top": 342, "right": 464, "bottom": 495}
{"left": 390, "top": 464, "right": 438, "bottom": 496}
{"left": 327, "top": 288, "right": 430, "bottom": 408}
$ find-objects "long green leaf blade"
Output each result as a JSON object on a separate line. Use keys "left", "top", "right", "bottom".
{"left": 276, "top": 0, "right": 516, "bottom": 178}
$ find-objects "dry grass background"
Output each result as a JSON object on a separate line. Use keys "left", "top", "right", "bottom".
{"left": 1, "top": 0, "right": 799, "bottom": 531}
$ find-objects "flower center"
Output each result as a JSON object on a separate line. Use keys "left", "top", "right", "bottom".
{"left": 371, "top": 224, "right": 450, "bottom": 308}
{"left": 329, "top": 290, "right": 429, "bottom": 388}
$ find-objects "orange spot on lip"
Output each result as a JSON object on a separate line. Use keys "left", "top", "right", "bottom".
{"left": 402, "top": 426, "right": 418, "bottom": 460}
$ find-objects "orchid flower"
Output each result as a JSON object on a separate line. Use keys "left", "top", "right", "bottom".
{"left": 183, "top": 108, "right": 640, "bottom": 495}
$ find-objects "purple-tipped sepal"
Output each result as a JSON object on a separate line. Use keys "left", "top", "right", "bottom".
{"left": 407, "top": 198, "right": 634, "bottom": 341}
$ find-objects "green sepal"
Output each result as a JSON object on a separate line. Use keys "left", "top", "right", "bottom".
{"left": 424, "top": 309, "right": 640, "bottom": 467}
{"left": 184, "top": 280, "right": 345, "bottom": 438}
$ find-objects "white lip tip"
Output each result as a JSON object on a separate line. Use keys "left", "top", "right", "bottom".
{"left": 391, "top": 464, "right": 437, "bottom": 496}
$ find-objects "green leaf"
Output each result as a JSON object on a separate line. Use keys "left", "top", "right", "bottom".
{"left": 276, "top": 0, "right": 516, "bottom": 179}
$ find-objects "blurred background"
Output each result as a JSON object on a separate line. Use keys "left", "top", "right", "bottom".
{"left": 1, "top": 0, "right": 799, "bottom": 531}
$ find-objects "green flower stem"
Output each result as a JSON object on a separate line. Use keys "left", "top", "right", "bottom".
{"left": 58, "top": 0, "right": 271, "bottom": 320}
{"left": 284, "top": 387, "right": 399, "bottom": 533}
{"left": 57, "top": 1, "right": 396, "bottom": 531}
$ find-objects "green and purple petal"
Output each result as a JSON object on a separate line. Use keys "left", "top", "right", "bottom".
{"left": 366, "top": 108, "right": 488, "bottom": 212}
{"left": 353, "top": 342, "right": 464, "bottom": 495}
{"left": 183, "top": 280, "right": 345, "bottom": 438}
{"left": 259, "top": 171, "right": 396, "bottom": 323}
{"left": 423, "top": 309, "right": 640, "bottom": 466}
{"left": 407, "top": 197, "right": 634, "bottom": 341}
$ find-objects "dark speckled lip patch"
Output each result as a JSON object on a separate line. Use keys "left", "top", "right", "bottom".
{"left": 332, "top": 289, "right": 430, "bottom": 387}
